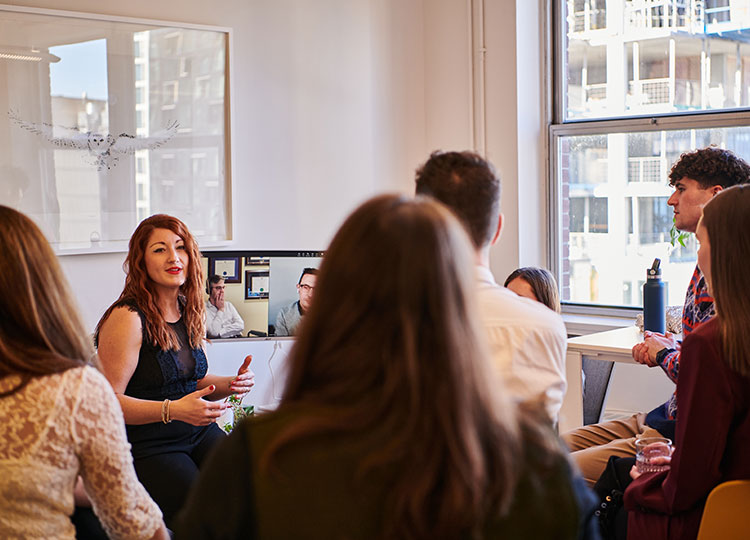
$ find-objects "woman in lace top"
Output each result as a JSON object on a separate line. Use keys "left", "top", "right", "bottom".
{"left": 0, "top": 205, "right": 168, "bottom": 540}
{"left": 95, "top": 214, "right": 254, "bottom": 526}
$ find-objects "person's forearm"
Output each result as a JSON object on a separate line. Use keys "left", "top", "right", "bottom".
{"left": 115, "top": 394, "right": 169, "bottom": 425}
{"left": 656, "top": 349, "right": 679, "bottom": 383}
{"left": 205, "top": 314, "right": 224, "bottom": 338}
{"left": 225, "top": 316, "right": 245, "bottom": 336}
{"left": 198, "top": 374, "right": 235, "bottom": 400}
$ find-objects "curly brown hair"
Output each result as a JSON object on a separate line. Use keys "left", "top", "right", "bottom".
{"left": 415, "top": 150, "right": 501, "bottom": 249}
{"left": 97, "top": 214, "right": 205, "bottom": 351}
{"left": 669, "top": 146, "right": 750, "bottom": 189}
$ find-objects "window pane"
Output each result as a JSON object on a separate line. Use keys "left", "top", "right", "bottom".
{"left": 557, "top": 125, "right": 750, "bottom": 307}
{"left": 563, "top": 0, "right": 750, "bottom": 120}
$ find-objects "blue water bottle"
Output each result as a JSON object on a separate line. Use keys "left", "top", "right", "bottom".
{"left": 643, "top": 258, "right": 666, "bottom": 334}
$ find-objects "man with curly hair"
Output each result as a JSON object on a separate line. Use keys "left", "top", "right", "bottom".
{"left": 562, "top": 146, "right": 750, "bottom": 486}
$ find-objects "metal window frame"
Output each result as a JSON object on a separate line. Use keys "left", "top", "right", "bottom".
{"left": 547, "top": 0, "right": 750, "bottom": 314}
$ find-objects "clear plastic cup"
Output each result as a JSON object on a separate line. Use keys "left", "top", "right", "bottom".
{"left": 635, "top": 437, "right": 673, "bottom": 473}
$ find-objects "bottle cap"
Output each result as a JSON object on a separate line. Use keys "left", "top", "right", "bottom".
{"left": 647, "top": 258, "right": 662, "bottom": 278}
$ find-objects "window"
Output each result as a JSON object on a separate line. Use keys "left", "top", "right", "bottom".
{"left": 161, "top": 80, "right": 178, "bottom": 109}
{"left": 569, "top": 196, "right": 608, "bottom": 233}
{"left": 551, "top": 0, "right": 750, "bottom": 309}
{"left": 180, "top": 57, "right": 191, "bottom": 77}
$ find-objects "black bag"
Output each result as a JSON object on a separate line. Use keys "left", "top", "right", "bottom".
{"left": 592, "top": 456, "right": 635, "bottom": 540}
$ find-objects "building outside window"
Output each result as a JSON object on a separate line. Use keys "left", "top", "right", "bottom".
{"left": 552, "top": 0, "right": 750, "bottom": 309}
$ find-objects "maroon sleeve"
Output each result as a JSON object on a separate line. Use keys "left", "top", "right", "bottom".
{"left": 625, "top": 321, "right": 732, "bottom": 514}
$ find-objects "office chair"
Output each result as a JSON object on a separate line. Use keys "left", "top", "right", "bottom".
{"left": 696, "top": 479, "right": 750, "bottom": 540}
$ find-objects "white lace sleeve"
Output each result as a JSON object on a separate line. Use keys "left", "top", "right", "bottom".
{"left": 71, "top": 367, "right": 163, "bottom": 540}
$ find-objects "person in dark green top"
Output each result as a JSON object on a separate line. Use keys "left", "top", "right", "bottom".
{"left": 175, "top": 194, "right": 599, "bottom": 540}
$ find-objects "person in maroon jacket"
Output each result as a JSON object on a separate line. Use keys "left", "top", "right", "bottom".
{"left": 624, "top": 184, "right": 750, "bottom": 540}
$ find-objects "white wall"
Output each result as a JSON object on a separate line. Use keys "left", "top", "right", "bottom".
{"left": 7, "top": 0, "right": 537, "bottom": 330}
{"left": 11, "top": 1, "right": 666, "bottom": 423}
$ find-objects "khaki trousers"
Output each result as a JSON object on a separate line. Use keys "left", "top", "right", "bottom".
{"left": 561, "top": 413, "right": 664, "bottom": 487}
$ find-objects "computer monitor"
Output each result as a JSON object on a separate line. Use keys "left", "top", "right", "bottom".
{"left": 200, "top": 250, "right": 323, "bottom": 339}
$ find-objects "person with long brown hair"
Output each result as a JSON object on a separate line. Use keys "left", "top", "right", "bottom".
{"left": 624, "top": 185, "right": 750, "bottom": 539}
{"left": 174, "top": 195, "right": 597, "bottom": 539}
{"left": 95, "top": 214, "right": 254, "bottom": 527}
{"left": 0, "top": 205, "right": 168, "bottom": 539}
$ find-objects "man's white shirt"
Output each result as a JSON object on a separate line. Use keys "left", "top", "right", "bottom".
{"left": 205, "top": 301, "right": 245, "bottom": 338}
{"left": 475, "top": 266, "right": 567, "bottom": 423}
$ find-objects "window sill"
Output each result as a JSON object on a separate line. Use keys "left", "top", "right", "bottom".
{"left": 562, "top": 310, "right": 637, "bottom": 337}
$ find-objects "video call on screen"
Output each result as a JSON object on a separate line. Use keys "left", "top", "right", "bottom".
{"left": 201, "top": 250, "right": 324, "bottom": 338}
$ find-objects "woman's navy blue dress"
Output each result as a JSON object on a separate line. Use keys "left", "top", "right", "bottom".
{"left": 116, "top": 299, "right": 225, "bottom": 527}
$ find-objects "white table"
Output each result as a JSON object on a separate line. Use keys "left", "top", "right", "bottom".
{"left": 559, "top": 326, "right": 646, "bottom": 433}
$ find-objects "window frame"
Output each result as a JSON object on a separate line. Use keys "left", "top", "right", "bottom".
{"left": 547, "top": 1, "right": 750, "bottom": 314}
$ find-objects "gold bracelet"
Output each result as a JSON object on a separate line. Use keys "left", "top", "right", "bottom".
{"left": 161, "top": 399, "right": 172, "bottom": 424}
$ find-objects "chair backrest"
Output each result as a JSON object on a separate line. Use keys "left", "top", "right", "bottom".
{"left": 696, "top": 480, "right": 750, "bottom": 540}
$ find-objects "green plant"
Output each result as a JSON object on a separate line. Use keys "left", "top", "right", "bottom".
{"left": 669, "top": 216, "right": 691, "bottom": 248}
{"left": 221, "top": 394, "right": 254, "bottom": 434}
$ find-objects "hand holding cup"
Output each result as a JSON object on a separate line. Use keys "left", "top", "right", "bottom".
{"left": 635, "top": 437, "right": 673, "bottom": 474}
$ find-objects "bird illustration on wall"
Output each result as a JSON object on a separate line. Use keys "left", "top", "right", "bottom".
{"left": 9, "top": 110, "right": 179, "bottom": 171}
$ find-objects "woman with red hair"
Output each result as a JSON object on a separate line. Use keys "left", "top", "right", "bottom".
{"left": 96, "top": 214, "right": 254, "bottom": 527}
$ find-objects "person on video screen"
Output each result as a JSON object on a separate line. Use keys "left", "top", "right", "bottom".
{"left": 205, "top": 275, "right": 245, "bottom": 338}
{"left": 275, "top": 268, "right": 318, "bottom": 336}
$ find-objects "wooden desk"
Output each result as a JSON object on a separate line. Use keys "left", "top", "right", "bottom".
{"left": 559, "top": 326, "right": 643, "bottom": 433}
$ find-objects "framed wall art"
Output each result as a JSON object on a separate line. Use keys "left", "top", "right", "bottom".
{"left": 245, "top": 270, "right": 270, "bottom": 299}
{"left": 209, "top": 256, "right": 240, "bottom": 283}
{"left": 0, "top": 4, "right": 233, "bottom": 253}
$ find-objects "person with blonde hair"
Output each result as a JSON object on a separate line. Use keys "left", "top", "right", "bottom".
{"left": 0, "top": 205, "right": 168, "bottom": 539}
{"left": 625, "top": 185, "right": 750, "bottom": 539}
{"left": 175, "top": 194, "right": 598, "bottom": 539}
{"left": 504, "top": 266, "right": 561, "bottom": 313}
{"left": 96, "top": 214, "right": 255, "bottom": 527}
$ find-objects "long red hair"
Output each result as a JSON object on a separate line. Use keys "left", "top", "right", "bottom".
{"left": 97, "top": 214, "right": 205, "bottom": 350}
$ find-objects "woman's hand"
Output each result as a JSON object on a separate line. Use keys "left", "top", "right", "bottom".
{"left": 172, "top": 385, "right": 230, "bottom": 426}
{"left": 629, "top": 454, "right": 673, "bottom": 481}
{"left": 229, "top": 355, "right": 255, "bottom": 398}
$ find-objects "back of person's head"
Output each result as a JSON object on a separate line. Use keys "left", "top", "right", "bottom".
{"left": 504, "top": 267, "right": 561, "bottom": 313}
{"left": 0, "top": 205, "right": 92, "bottom": 396}
{"left": 271, "top": 194, "right": 558, "bottom": 538}
{"left": 701, "top": 184, "right": 750, "bottom": 376}
{"left": 297, "top": 267, "right": 318, "bottom": 284}
{"left": 415, "top": 150, "right": 501, "bottom": 249}
{"left": 669, "top": 146, "right": 750, "bottom": 189}
{"left": 96, "top": 214, "right": 205, "bottom": 350}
